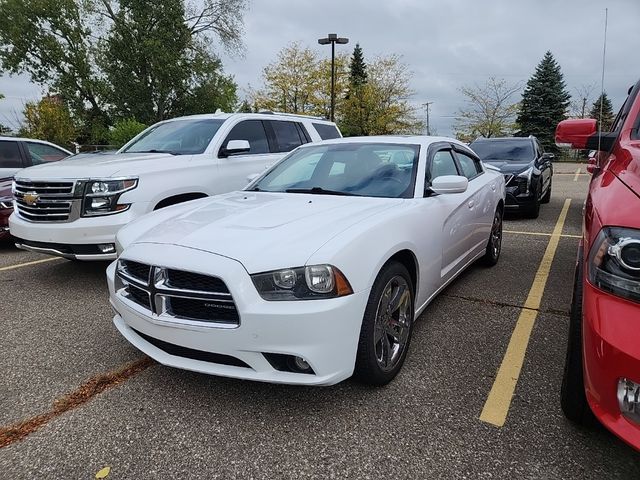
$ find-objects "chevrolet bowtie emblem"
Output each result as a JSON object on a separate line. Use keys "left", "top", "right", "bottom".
{"left": 23, "top": 192, "right": 39, "bottom": 206}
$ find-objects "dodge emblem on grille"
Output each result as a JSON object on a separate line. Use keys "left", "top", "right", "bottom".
{"left": 23, "top": 192, "right": 39, "bottom": 206}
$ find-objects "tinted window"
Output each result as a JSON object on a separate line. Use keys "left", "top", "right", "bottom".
{"left": 26, "top": 142, "right": 69, "bottom": 165}
{"left": 223, "top": 120, "right": 269, "bottom": 155}
{"left": 456, "top": 151, "right": 482, "bottom": 179}
{"left": 253, "top": 143, "right": 419, "bottom": 199}
{"left": 312, "top": 123, "right": 341, "bottom": 140}
{"left": 124, "top": 119, "right": 224, "bottom": 155}
{"left": 470, "top": 139, "right": 535, "bottom": 162}
{"left": 270, "top": 121, "right": 304, "bottom": 152}
{"left": 0, "top": 141, "right": 23, "bottom": 168}
{"left": 428, "top": 150, "right": 459, "bottom": 184}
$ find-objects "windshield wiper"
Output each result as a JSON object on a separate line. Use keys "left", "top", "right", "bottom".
{"left": 129, "top": 149, "right": 179, "bottom": 155}
{"left": 285, "top": 187, "right": 358, "bottom": 196}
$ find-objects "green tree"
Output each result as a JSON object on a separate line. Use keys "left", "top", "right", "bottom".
{"left": 0, "top": 0, "right": 247, "bottom": 140}
{"left": 454, "top": 77, "right": 521, "bottom": 142}
{"left": 19, "top": 96, "right": 76, "bottom": 149}
{"left": 589, "top": 92, "right": 615, "bottom": 132}
{"left": 108, "top": 118, "right": 148, "bottom": 148}
{"left": 341, "top": 43, "right": 369, "bottom": 136}
{"left": 516, "top": 51, "right": 571, "bottom": 152}
{"left": 237, "top": 100, "right": 253, "bottom": 113}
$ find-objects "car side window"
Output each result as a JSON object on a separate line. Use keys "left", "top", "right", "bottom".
{"left": 312, "top": 123, "right": 341, "bottom": 140}
{"left": 221, "top": 120, "right": 269, "bottom": 155}
{"left": 427, "top": 149, "right": 459, "bottom": 184}
{"left": 270, "top": 121, "right": 304, "bottom": 153}
{"left": 0, "top": 141, "right": 24, "bottom": 168}
{"left": 455, "top": 150, "right": 482, "bottom": 180}
{"left": 26, "top": 142, "right": 68, "bottom": 165}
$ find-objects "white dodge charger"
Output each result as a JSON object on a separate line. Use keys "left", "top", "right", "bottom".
{"left": 107, "top": 136, "right": 506, "bottom": 386}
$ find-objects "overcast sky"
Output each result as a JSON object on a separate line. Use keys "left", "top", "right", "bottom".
{"left": 1, "top": 0, "right": 639, "bottom": 135}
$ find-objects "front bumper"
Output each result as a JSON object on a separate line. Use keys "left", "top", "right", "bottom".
{"left": 504, "top": 187, "right": 536, "bottom": 209}
{"left": 8, "top": 202, "right": 149, "bottom": 260}
{"left": 107, "top": 243, "right": 370, "bottom": 386}
{"left": 583, "top": 279, "right": 640, "bottom": 451}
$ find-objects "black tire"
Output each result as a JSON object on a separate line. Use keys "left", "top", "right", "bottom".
{"left": 481, "top": 206, "right": 503, "bottom": 267}
{"left": 353, "top": 262, "right": 415, "bottom": 386}
{"left": 560, "top": 248, "right": 596, "bottom": 426}
{"left": 541, "top": 177, "right": 552, "bottom": 204}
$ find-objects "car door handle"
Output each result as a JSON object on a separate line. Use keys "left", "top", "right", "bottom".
{"left": 468, "top": 200, "right": 475, "bottom": 209}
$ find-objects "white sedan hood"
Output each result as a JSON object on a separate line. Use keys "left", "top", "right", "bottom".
{"left": 128, "top": 191, "right": 399, "bottom": 273}
{"left": 14, "top": 152, "right": 177, "bottom": 180}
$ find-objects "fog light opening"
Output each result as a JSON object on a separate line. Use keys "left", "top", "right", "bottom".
{"left": 617, "top": 378, "right": 640, "bottom": 424}
{"left": 292, "top": 356, "right": 312, "bottom": 373}
{"left": 98, "top": 243, "right": 116, "bottom": 254}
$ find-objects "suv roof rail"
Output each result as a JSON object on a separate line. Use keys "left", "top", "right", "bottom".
{"left": 256, "top": 110, "right": 329, "bottom": 121}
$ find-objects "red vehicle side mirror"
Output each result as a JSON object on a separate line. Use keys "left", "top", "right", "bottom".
{"left": 555, "top": 118, "right": 617, "bottom": 152}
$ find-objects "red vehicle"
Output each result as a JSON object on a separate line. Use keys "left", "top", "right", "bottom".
{"left": 556, "top": 80, "right": 640, "bottom": 451}
{"left": 0, "top": 177, "right": 13, "bottom": 241}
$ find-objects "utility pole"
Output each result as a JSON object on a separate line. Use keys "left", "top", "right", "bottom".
{"left": 422, "top": 102, "right": 433, "bottom": 136}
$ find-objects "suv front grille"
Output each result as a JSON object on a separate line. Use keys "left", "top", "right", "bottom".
{"left": 13, "top": 179, "right": 77, "bottom": 222}
{"left": 115, "top": 260, "right": 239, "bottom": 327}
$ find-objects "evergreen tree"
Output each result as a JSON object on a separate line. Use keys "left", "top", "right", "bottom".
{"left": 348, "top": 43, "right": 367, "bottom": 90}
{"left": 237, "top": 100, "right": 253, "bottom": 113}
{"left": 341, "top": 44, "right": 369, "bottom": 136}
{"left": 516, "top": 51, "right": 571, "bottom": 152}
{"left": 589, "top": 92, "right": 615, "bottom": 132}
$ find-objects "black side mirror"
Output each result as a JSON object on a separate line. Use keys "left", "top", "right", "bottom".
{"left": 541, "top": 153, "right": 555, "bottom": 162}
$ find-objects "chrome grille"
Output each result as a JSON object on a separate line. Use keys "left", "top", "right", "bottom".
{"left": 503, "top": 174, "right": 514, "bottom": 186}
{"left": 115, "top": 260, "right": 239, "bottom": 327}
{"left": 13, "top": 179, "right": 78, "bottom": 222}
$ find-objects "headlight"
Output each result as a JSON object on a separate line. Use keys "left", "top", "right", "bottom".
{"left": 83, "top": 179, "right": 137, "bottom": 217}
{"left": 251, "top": 264, "right": 353, "bottom": 301}
{"left": 517, "top": 166, "right": 533, "bottom": 179}
{"left": 0, "top": 197, "right": 13, "bottom": 209}
{"left": 588, "top": 227, "right": 640, "bottom": 303}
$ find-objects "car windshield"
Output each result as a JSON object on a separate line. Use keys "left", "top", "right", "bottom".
{"left": 470, "top": 140, "right": 534, "bottom": 162}
{"left": 122, "top": 119, "right": 225, "bottom": 155}
{"left": 250, "top": 143, "right": 419, "bottom": 199}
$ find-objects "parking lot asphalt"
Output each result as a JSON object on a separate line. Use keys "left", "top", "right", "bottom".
{"left": 0, "top": 163, "right": 638, "bottom": 478}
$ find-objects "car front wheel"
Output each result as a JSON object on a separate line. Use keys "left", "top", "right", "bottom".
{"left": 560, "top": 248, "right": 596, "bottom": 425}
{"left": 354, "top": 262, "right": 415, "bottom": 386}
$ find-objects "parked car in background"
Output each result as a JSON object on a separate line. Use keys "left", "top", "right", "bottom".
{"left": 10, "top": 112, "right": 341, "bottom": 260}
{"left": 556, "top": 78, "right": 640, "bottom": 452}
{"left": 0, "top": 136, "right": 71, "bottom": 179}
{"left": 470, "top": 136, "right": 553, "bottom": 218}
{"left": 0, "top": 177, "right": 13, "bottom": 241}
{"left": 108, "top": 136, "right": 506, "bottom": 386}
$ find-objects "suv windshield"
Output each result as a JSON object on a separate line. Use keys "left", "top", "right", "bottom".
{"left": 122, "top": 119, "right": 225, "bottom": 155}
{"left": 470, "top": 139, "right": 534, "bottom": 162}
{"left": 251, "top": 143, "right": 419, "bottom": 199}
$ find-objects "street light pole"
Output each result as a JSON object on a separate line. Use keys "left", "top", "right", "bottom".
{"left": 318, "top": 33, "right": 349, "bottom": 122}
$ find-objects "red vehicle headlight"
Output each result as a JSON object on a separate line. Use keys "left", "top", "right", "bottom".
{"left": 588, "top": 227, "right": 640, "bottom": 303}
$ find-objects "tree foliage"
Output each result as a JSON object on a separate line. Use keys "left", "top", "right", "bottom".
{"left": 0, "top": 0, "right": 246, "bottom": 142}
{"left": 340, "top": 43, "right": 369, "bottom": 136}
{"left": 18, "top": 96, "right": 76, "bottom": 149}
{"left": 589, "top": 92, "right": 615, "bottom": 132}
{"left": 454, "top": 77, "right": 521, "bottom": 142}
{"left": 516, "top": 51, "right": 571, "bottom": 152}
{"left": 108, "top": 117, "right": 147, "bottom": 147}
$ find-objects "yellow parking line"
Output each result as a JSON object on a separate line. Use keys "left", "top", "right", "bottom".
{"left": 573, "top": 168, "right": 581, "bottom": 181}
{"left": 480, "top": 198, "right": 572, "bottom": 427}
{"left": 504, "top": 230, "right": 581, "bottom": 239}
{"left": 0, "top": 257, "right": 62, "bottom": 272}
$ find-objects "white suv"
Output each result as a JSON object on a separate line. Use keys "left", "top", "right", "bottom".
{"left": 9, "top": 112, "right": 341, "bottom": 260}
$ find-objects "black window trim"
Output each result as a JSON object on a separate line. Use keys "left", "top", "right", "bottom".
{"left": 452, "top": 144, "right": 484, "bottom": 181}
{"left": 424, "top": 141, "right": 459, "bottom": 196}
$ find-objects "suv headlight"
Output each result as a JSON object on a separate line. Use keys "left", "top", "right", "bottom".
{"left": 588, "top": 227, "right": 640, "bottom": 303}
{"left": 83, "top": 179, "right": 138, "bottom": 217}
{"left": 251, "top": 264, "right": 353, "bottom": 301}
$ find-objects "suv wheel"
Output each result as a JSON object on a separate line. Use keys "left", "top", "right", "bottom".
{"left": 560, "top": 248, "right": 596, "bottom": 426}
{"left": 354, "top": 262, "right": 415, "bottom": 386}
{"left": 524, "top": 181, "right": 541, "bottom": 218}
{"left": 541, "top": 178, "right": 552, "bottom": 204}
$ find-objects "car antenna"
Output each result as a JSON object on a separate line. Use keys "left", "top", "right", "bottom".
{"left": 597, "top": 8, "right": 608, "bottom": 153}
